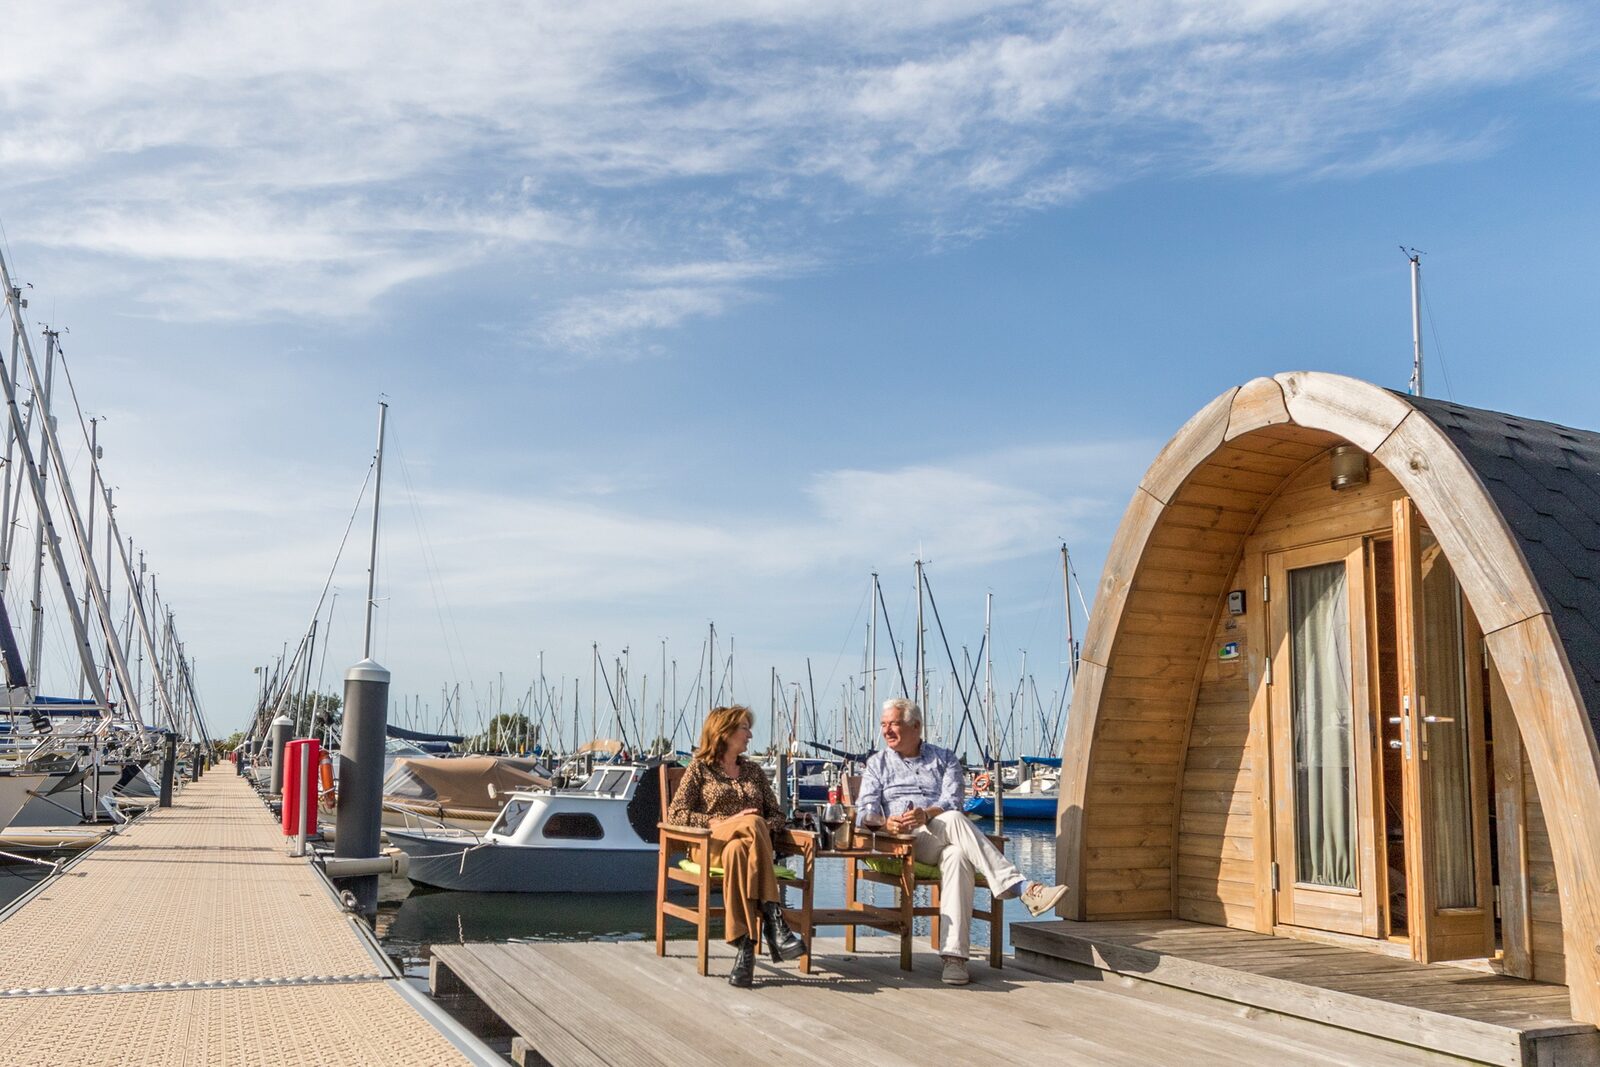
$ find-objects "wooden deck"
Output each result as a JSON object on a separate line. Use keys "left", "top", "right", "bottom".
{"left": 0, "top": 768, "right": 498, "bottom": 1066}
{"left": 429, "top": 932, "right": 1549, "bottom": 1066}
{"left": 1013, "top": 919, "right": 1598, "bottom": 1067}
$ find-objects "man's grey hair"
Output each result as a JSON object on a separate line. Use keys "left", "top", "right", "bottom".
{"left": 882, "top": 697, "right": 922, "bottom": 727}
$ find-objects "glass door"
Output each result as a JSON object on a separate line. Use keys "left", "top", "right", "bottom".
{"left": 1268, "top": 539, "right": 1382, "bottom": 937}
{"left": 1392, "top": 499, "right": 1494, "bottom": 962}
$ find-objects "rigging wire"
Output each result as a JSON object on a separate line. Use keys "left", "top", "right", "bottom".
{"left": 1421, "top": 287, "right": 1456, "bottom": 402}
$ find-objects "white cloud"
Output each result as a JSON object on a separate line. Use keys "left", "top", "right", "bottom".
{"left": 1, "top": 1, "right": 1589, "bottom": 345}
{"left": 539, "top": 286, "right": 750, "bottom": 356}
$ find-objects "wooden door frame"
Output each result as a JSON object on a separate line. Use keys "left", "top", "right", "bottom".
{"left": 1393, "top": 498, "right": 1496, "bottom": 963}
{"left": 1266, "top": 538, "right": 1383, "bottom": 938}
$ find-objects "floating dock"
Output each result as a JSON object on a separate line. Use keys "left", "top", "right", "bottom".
{"left": 428, "top": 932, "right": 1566, "bottom": 1066}
{"left": 0, "top": 770, "right": 498, "bottom": 1066}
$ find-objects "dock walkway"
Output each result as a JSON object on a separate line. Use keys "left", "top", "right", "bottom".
{"left": 0, "top": 769, "right": 496, "bottom": 1066}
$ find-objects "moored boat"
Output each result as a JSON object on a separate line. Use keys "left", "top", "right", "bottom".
{"left": 388, "top": 763, "right": 662, "bottom": 892}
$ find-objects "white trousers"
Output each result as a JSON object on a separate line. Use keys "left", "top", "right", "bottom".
{"left": 911, "top": 812, "right": 1026, "bottom": 959}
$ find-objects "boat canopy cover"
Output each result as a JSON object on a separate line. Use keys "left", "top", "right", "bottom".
{"left": 801, "top": 740, "right": 875, "bottom": 762}
{"left": 0, "top": 695, "right": 104, "bottom": 718}
{"left": 385, "top": 723, "right": 465, "bottom": 745}
{"left": 625, "top": 764, "right": 662, "bottom": 845}
{"left": 1020, "top": 755, "right": 1062, "bottom": 768}
{"left": 577, "top": 738, "right": 624, "bottom": 756}
{"left": 383, "top": 756, "right": 549, "bottom": 807}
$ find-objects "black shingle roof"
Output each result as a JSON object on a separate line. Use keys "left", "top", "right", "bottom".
{"left": 1402, "top": 394, "right": 1600, "bottom": 736}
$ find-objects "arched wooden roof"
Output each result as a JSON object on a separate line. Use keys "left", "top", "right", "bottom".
{"left": 1056, "top": 371, "right": 1600, "bottom": 1021}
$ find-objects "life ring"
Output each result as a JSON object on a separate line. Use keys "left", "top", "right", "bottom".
{"left": 972, "top": 772, "right": 992, "bottom": 794}
{"left": 319, "top": 753, "right": 337, "bottom": 811}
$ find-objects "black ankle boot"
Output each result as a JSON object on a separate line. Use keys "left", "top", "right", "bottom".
{"left": 728, "top": 936, "right": 755, "bottom": 988}
{"left": 761, "top": 901, "right": 806, "bottom": 963}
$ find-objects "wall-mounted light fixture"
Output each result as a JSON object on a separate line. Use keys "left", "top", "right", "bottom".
{"left": 1330, "top": 445, "right": 1369, "bottom": 491}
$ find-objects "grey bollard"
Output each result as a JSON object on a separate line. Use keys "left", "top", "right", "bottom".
{"left": 159, "top": 732, "right": 178, "bottom": 807}
{"left": 334, "top": 658, "right": 390, "bottom": 920}
{"left": 268, "top": 715, "right": 293, "bottom": 796}
{"left": 190, "top": 748, "right": 202, "bottom": 782}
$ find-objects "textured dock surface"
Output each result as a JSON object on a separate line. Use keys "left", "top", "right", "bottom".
{"left": 0, "top": 770, "right": 488, "bottom": 1066}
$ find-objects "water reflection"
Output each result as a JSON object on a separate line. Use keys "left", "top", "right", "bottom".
{"left": 377, "top": 817, "right": 1056, "bottom": 974}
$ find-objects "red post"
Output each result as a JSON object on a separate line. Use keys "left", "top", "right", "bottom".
{"left": 281, "top": 739, "right": 321, "bottom": 837}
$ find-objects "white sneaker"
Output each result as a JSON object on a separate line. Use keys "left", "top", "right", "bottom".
{"left": 1020, "top": 882, "right": 1068, "bottom": 917}
{"left": 941, "top": 956, "right": 970, "bottom": 985}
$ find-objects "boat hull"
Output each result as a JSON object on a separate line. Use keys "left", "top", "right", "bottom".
{"left": 387, "top": 828, "right": 659, "bottom": 892}
{"left": 962, "top": 795, "right": 1058, "bottom": 819}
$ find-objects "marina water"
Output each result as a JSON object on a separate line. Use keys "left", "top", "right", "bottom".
{"left": 376, "top": 817, "right": 1056, "bottom": 979}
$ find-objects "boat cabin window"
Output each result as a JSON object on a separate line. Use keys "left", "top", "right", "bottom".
{"left": 581, "top": 769, "right": 631, "bottom": 795}
{"left": 542, "top": 812, "right": 604, "bottom": 840}
{"left": 491, "top": 799, "right": 533, "bottom": 836}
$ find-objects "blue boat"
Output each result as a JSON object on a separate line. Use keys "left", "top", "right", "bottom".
{"left": 963, "top": 756, "right": 1061, "bottom": 819}
{"left": 962, "top": 793, "right": 1058, "bottom": 819}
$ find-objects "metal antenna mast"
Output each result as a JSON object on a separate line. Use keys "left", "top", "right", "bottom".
{"left": 1402, "top": 246, "right": 1425, "bottom": 397}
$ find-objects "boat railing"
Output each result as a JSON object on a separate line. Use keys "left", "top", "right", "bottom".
{"left": 382, "top": 800, "right": 464, "bottom": 836}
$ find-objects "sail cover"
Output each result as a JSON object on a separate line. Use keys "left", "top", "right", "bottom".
{"left": 383, "top": 755, "right": 548, "bottom": 808}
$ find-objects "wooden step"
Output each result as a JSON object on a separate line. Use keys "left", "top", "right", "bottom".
{"left": 1013, "top": 919, "right": 1599, "bottom": 1067}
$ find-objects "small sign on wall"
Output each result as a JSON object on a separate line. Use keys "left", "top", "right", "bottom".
{"left": 1219, "top": 642, "right": 1241, "bottom": 661}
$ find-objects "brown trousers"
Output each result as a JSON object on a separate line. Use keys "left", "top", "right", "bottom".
{"left": 710, "top": 813, "right": 780, "bottom": 944}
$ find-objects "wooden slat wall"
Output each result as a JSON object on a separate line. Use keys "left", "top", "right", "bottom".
{"left": 1081, "top": 429, "right": 1331, "bottom": 920}
{"left": 1176, "top": 613, "right": 1255, "bottom": 929}
{"left": 1525, "top": 746, "right": 1567, "bottom": 984}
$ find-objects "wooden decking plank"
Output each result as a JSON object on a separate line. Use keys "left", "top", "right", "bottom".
{"left": 1012, "top": 923, "right": 1530, "bottom": 1065}
{"left": 591, "top": 945, "right": 896, "bottom": 1066}
{"left": 1017, "top": 953, "right": 1484, "bottom": 1067}
{"left": 538, "top": 941, "right": 842, "bottom": 1067}
{"left": 431, "top": 946, "right": 609, "bottom": 1067}
{"left": 481, "top": 943, "right": 703, "bottom": 1066}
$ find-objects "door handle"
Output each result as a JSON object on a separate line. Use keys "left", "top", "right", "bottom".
{"left": 1387, "top": 717, "right": 1402, "bottom": 725}
{"left": 1388, "top": 740, "right": 1403, "bottom": 749}
{"left": 1422, "top": 716, "right": 1454, "bottom": 724}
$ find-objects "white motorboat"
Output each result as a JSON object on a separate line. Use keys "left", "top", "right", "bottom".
{"left": 387, "top": 763, "right": 662, "bottom": 892}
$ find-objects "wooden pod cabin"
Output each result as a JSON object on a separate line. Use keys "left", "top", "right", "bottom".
{"left": 1055, "top": 371, "right": 1600, "bottom": 1021}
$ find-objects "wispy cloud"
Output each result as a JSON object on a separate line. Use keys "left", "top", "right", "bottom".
{"left": 0, "top": 1, "right": 1591, "bottom": 343}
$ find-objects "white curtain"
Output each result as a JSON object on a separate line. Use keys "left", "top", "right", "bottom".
{"left": 1291, "top": 562, "right": 1356, "bottom": 889}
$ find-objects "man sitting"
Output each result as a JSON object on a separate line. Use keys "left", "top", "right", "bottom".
{"left": 855, "top": 697, "right": 1068, "bottom": 986}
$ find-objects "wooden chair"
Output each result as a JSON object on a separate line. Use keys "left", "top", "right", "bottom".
{"left": 841, "top": 774, "right": 1007, "bottom": 970}
{"left": 654, "top": 764, "right": 817, "bottom": 976}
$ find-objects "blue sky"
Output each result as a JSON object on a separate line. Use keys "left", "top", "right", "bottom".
{"left": 0, "top": 2, "right": 1596, "bottom": 745}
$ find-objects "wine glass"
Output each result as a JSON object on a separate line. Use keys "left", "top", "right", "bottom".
{"left": 820, "top": 800, "right": 847, "bottom": 851}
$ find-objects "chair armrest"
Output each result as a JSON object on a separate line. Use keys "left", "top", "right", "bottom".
{"left": 657, "top": 822, "right": 712, "bottom": 838}
{"left": 869, "top": 830, "right": 917, "bottom": 855}
{"left": 776, "top": 827, "right": 816, "bottom": 859}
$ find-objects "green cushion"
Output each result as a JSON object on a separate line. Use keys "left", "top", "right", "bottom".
{"left": 861, "top": 856, "right": 942, "bottom": 880}
{"left": 859, "top": 857, "right": 992, "bottom": 886}
{"left": 678, "top": 859, "right": 797, "bottom": 880}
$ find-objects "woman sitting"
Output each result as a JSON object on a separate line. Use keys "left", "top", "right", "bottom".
{"left": 665, "top": 704, "right": 806, "bottom": 987}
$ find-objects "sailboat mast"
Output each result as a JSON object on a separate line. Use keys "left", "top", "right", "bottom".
{"left": 0, "top": 318, "right": 18, "bottom": 584}
{"left": 869, "top": 572, "right": 878, "bottom": 722}
{"left": 362, "top": 401, "right": 388, "bottom": 660}
{"left": 1061, "top": 543, "right": 1077, "bottom": 690}
{"left": 26, "top": 328, "right": 56, "bottom": 693}
{"left": 914, "top": 558, "right": 925, "bottom": 707}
